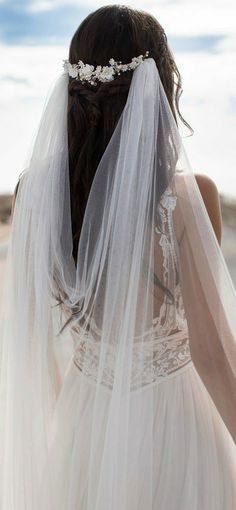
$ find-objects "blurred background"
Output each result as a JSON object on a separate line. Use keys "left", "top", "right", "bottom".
{"left": 0, "top": 0, "right": 236, "bottom": 290}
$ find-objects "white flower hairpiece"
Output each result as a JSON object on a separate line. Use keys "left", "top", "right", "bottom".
{"left": 63, "top": 51, "right": 149, "bottom": 86}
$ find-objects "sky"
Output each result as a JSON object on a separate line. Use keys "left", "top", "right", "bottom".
{"left": 0, "top": 0, "right": 236, "bottom": 197}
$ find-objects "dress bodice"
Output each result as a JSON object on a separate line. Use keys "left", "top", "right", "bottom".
{"left": 72, "top": 186, "right": 192, "bottom": 391}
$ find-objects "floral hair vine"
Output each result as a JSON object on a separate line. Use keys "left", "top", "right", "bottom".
{"left": 63, "top": 51, "right": 149, "bottom": 86}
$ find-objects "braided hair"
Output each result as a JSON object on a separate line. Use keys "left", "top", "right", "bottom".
{"left": 67, "top": 5, "right": 192, "bottom": 264}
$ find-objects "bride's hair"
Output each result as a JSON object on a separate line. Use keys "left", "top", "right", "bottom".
{"left": 68, "top": 5, "right": 192, "bottom": 264}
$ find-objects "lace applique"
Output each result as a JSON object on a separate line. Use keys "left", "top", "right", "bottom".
{"left": 153, "top": 186, "right": 187, "bottom": 335}
{"left": 73, "top": 329, "right": 192, "bottom": 391}
{"left": 73, "top": 186, "right": 191, "bottom": 390}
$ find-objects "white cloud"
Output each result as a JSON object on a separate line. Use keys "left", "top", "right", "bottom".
{"left": 0, "top": 44, "right": 67, "bottom": 100}
{"left": 27, "top": 1, "right": 56, "bottom": 13}
{"left": 25, "top": 0, "right": 236, "bottom": 37}
{"left": 148, "top": 1, "right": 236, "bottom": 37}
{"left": 215, "top": 34, "right": 236, "bottom": 53}
{"left": 0, "top": 44, "right": 67, "bottom": 193}
{"left": 177, "top": 50, "right": 236, "bottom": 198}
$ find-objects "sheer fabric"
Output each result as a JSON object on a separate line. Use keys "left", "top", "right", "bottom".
{"left": 0, "top": 58, "right": 236, "bottom": 510}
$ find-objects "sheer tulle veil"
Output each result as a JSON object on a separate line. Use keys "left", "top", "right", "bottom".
{"left": 0, "top": 57, "right": 236, "bottom": 509}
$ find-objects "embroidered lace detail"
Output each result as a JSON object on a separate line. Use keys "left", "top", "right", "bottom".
{"left": 72, "top": 186, "right": 192, "bottom": 390}
{"left": 73, "top": 329, "right": 192, "bottom": 391}
{"left": 153, "top": 186, "right": 188, "bottom": 335}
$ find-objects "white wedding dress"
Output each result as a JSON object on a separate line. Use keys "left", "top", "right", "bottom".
{"left": 39, "top": 186, "right": 236, "bottom": 510}
{"left": 1, "top": 58, "right": 236, "bottom": 510}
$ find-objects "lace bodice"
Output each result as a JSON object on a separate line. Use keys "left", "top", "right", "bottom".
{"left": 73, "top": 187, "right": 192, "bottom": 390}
{"left": 152, "top": 186, "right": 187, "bottom": 336}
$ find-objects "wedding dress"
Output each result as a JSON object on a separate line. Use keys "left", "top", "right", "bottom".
{"left": 0, "top": 57, "right": 236, "bottom": 510}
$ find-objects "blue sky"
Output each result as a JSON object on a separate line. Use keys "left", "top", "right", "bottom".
{"left": 0, "top": 1, "right": 227, "bottom": 50}
{"left": 0, "top": 1, "right": 87, "bottom": 45}
{"left": 1, "top": 0, "right": 236, "bottom": 196}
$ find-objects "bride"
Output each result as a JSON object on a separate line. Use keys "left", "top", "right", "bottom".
{"left": 1, "top": 5, "right": 236, "bottom": 510}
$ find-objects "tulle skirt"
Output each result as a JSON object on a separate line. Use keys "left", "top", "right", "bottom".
{"left": 39, "top": 359, "right": 236, "bottom": 510}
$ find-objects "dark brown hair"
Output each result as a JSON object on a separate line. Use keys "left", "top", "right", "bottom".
{"left": 67, "top": 5, "right": 192, "bottom": 265}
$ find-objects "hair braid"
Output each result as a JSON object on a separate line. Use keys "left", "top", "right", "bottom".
{"left": 66, "top": 5, "right": 193, "bottom": 265}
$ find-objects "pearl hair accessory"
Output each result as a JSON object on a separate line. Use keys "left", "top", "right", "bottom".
{"left": 63, "top": 51, "right": 149, "bottom": 86}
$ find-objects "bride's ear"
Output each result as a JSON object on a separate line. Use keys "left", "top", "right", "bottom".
{"left": 194, "top": 174, "right": 222, "bottom": 245}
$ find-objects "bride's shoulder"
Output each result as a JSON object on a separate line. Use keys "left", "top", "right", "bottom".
{"left": 194, "top": 173, "right": 222, "bottom": 244}
{"left": 173, "top": 172, "right": 222, "bottom": 245}
{"left": 194, "top": 173, "right": 220, "bottom": 212}
{"left": 194, "top": 173, "right": 218, "bottom": 195}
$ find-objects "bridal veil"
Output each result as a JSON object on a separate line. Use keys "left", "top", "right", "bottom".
{"left": 0, "top": 58, "right": 235, "bottom": 509}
